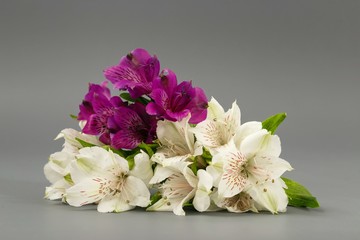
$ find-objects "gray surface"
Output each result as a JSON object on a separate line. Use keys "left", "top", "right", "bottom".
{"left": 1, "top": 0, "right": 359, "bottom": 239}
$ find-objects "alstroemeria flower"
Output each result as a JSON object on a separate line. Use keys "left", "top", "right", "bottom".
{"left": 147, "top": 156, "right": 213, "bottom": 216}
{"left": 110, "top": 103, "right": 157, "bottom": 150}
{"left": 155, "top": 115, "right": 203, "bottom": 163}
{"left": 104, "top": 48, "right": 160, "bottom": 98}
{"left": 208, "top": 130, "right": 293, "bottom": 214}
{"left": 212, "top": 190, "right": 258, "bottom": 213}
{"left": 193, "top": 97, "right": 263, "bottom": 155}
{"left": 66, "top": 147, "right": 152, "bottom": 213}
{"left": 44, "top": 151, "right": 74, "bottom": 200}
{"left": 146, "top": 69, "right": 208, "bottom": 124}
{"left": 78, "top": 82, "right": 125, "bottom": 145}
{"left": 44, "top": 129, "right": 103, "bottom": 200}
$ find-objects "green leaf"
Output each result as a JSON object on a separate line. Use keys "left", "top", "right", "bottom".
{"left": 102, "top": 145, "right": 126, "bottom": 158}
{"left": 64, "top": 173, "right": 74, "bottom": 185}
{"left": 75, "top": 138, "right": 96, "bottom": 148}
{"left": 126, "top": 151, "right": 140, "bottom": 170}
{"left": 149, "top": 192, "right": 162, "bottom": 206}
{"left": 70, "top": 114, "right": 78, "bottom": 120}
{"left": 282, "top": 177, "right": 320, "bottom": 208}
{"left": 120, "top": 93, "right": 151, "bottom": 105}
{"left": 120, "top": 92, "right": 135, "bottom": 102}
{"left": 138, "top": 142, "right": 155, "bottom": 157}
{"left": 262, "top": 112, "right": 287, "bottom": 134}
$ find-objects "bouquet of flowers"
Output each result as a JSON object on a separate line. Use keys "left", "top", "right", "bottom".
{"left": 44, "top": 48, "right": 319, "bottom": 215}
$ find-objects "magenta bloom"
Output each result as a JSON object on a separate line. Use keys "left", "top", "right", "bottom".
{"left": 110, "top": 103, "right": 157, "bottom": 150}
{"left": 146, "top": 69, "right": 208, "bottom": 124}
{"left": 104, "top": 48, "right": 160, "bottom": 99}
{"left": 78, "top": 82, "right": 124, "bottom": 145}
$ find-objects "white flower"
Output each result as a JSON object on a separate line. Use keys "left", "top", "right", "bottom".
{"left": 44, "top": 128, "right": 104, "bottom": 200}
{"left": 55, "top": 128, "right": 103, "bottom": 154}
{"left": 193, "top": 97, "right": 262, "bottom": 155}
{"left": 209, "top": 129, "right": 293, "bottom": 214}
{"left": 44, "top": 151, "right": 74, "bottom": 200}
{"left": 212, "top": 190, "right": 258, "bottom": 213}
{"left": 65, "top": 147, "right": 152, "bottom": 213}
{"left": 156, "top": 115, "right": 203, "bottom": 163}
{"left": 147, "top": 156, "right": 213, "bottom": 216}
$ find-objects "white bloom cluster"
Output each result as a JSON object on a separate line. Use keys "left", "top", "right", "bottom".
{"left": 44, "top": 98, "right": 294, "bottom": 215}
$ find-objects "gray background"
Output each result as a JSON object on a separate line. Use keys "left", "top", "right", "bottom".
{"left": 1, "top": 0, "right": 359, "bottom": 239}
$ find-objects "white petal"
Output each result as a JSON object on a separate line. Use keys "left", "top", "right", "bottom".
{"left": 197, "top": 169, "right": 213, "bottom": 192}
{"left": 248, "top": 155, "right": 293, "bottom": 184}
{"left": 193, "top": 169, "right": 213, "bottom": 212}
{"left": 130, "top": 151, "right": 153, "bottom": 186}
{"left": 149, "top": 165, "right": 176, "bottom": 184}
{"left": 193, "top": 190, "right": 211, "bottom": 212}
{"left": 79, "top": 120, "right": 87, "bottom": 130}
{"left": 44, "top": 162, "right": 63, "bottom": 184}
{"left": 240, "top": 129, "right": 268, "bottom": 159}
{"left": 65, "top": 177, "right": 108, "bottom": 207}
{"left": 206, "top": 97, "right": 225, "bottom": 121}
{"left": 97, "top": 194, "right": 135, "bottom": 213}
{"left": 223, "top": 100, "right": 241, "bottom": 137}
{"left": 45, "top": 179, "right": 71, "bottom": 200}
{"left": 146, "top": 198, "right": 173, "bottom": 212}
{"left": 122, "top": 176, "right": 151, "bottom": 207}
{"left": 234, "top": 121, "right": 262, "bottom": 148}
{"left": 217, "top": 142, "right": 248, "bottom": 198}
{"left": 157, "top": 116, "right": 195, "bottom": 156}
{"left": 70, "top": 147, "right": 122, "bottom": 183}
{"left": 206, "top": 164, "right": 223, "bottom": 187}
{"left": 247, "top": 178, "right": 288, "bottom": 214}
{"left": 261, "top": 134, "right": 282, "bottom": 157}
{"left": 173, "top": 189, "right": 196, "bottom": 216}
{"left": 192, "top": 120, "right": 226, "bottom": 150}
{"left": 179, "top": 162, "right": 198, "bottom": 188}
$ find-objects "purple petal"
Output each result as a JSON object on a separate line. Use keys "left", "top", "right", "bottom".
{"left": 99, "top": 132, "right": 111, "bottom": 145}
{"left": 111, "top": 129, "right": 143, "bottom": 150}
{"left": 82, "top": 114, "right": 104, "bottom": 135}
{"left": 152, "top": 69, "right": 177, "bottom": 97}
{"left": 113, "top": 107, "right": 143, "bottom": 130}
{"left": 186, "top": 87, "right": 208, "bottom": 124}
{"left": 166, "top": 109, "right": 190, "bottom": 122}
{"left": 150, "top": 88, "right": 170, "bottom": 110}
{"left": 128, "top": 48, "right": 152, "bottom": 66}
{"left": 110, "top": 96, "right": 124, "bottom": 107}
{"left": 146, "top": 102, "right": 164, "bottom": 116}
{"left": 104, "top": 65, "right": 143, "bottom": 87}
{"left": 170, "top": 81, "right": 195, "bottom": 112}
{"left": 92, "top": 93, "right": 113, "bottom": 115}
{"left": 78, "top": 100, "right": 94, "bottom": 120}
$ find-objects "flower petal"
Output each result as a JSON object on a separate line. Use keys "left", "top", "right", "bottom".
{"left": 152, "top": 69, "right": 178, "bottom": 99}
{"left": 130, "top": 151, "right": 153, "bottom": 186}
{"left": 234, "top": 121, "right": 262, "bottom": 148}
{"left": 247, "top": 178, "right": 288, "bottom": 214}
{"left": 97, "top": 194, "right": 135, "bottom": 213}
{"left": 122, "top": 176, "right": 151, "bottom": 207}
{"left": 217, "top": 142, "right": 248, "bottom": 198}
{"left": 156, "top": 117, "right": 195, "bottom": 156}
{"left": 248, "top": 155, "right": 293, "bottom": 184}
{"left": 206, "top": 97, "right": 225, "bottom": 121}
{"left": 193, "top": 170, "right": 213, "bottom": 212}
{"left": 173, "top": 189, "right": 196, "bottom": 216}
{"left": 65, "top": 177, "right": 108, "bottom": 207}
{"left": 146, "top": 198, "right": 173, "bottom": 212}
{"left": 111, "top": 128, "right": 143, "bottom": 150}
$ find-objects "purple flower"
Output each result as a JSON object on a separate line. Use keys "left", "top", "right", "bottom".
{"left": 78, "top": 81, "right": 124, "bottom": 145}
{"left": 146, "top": 69, "right": 208, "bottom": 124}
{"left": 103, "top": 48, "right": 160, "bottom": 99}
{"left": 110, "top": 103, "right": 157, "bottom": 150}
